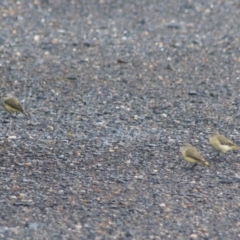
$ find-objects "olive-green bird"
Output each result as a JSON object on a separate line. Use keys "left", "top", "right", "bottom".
{"left": 209, "top": 132, "right": 238, "bottom": 158}
{"left": 180, "top": 143, "right": 210, "bottom": 167}
{"left": 2, "top": 95, "right": 29, "bottom": 118}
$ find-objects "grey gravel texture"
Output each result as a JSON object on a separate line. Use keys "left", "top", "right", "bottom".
{"left": 1, "top": 0, "right": 240, "bottom": 239}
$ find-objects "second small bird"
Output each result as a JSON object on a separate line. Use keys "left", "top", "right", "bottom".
{"left": 209, "top": 131, "right": 238, "bottom": 157}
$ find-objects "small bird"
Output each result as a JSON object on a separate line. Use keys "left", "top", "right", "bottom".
{"left": 209, "top": 131, "right": 238, "bottom": 158}
{"left": 2, "top": 95, "right": 29, "bottom": 118}
{"left": 180, "top": 144, "right": 210, "bottom": 167}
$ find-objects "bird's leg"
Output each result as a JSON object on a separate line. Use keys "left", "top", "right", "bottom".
{"left": 190, "top": 164, "right": 197, "bottom": 170}
{"left": 212, "top": 153, "right": 220, "bottom": 160}
{"left": 8, "top": 116, "right": 13, "bottom": 134}
{"left": 184, "top": 164, "right": 197, "bottom": 171}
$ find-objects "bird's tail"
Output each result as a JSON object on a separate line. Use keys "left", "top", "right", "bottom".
{"left": 231, "top": 145, "right": 239, "bottom": 151}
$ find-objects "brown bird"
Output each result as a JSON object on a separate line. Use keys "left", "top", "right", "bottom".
{"left": 180, "top": 143, "right": 210, "bottom": 167}
{"left": 209, "top": 131, "right": 238, "bottom": 158}
{"left": 2, "top": 95, "right": 29, "bottom": 118}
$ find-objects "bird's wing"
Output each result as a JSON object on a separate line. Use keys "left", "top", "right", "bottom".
{"left": 218, "top": 135, "right": 236, "bottom": 147}
{"left": 186, "top": 148, "right": 206, "bottom": 163}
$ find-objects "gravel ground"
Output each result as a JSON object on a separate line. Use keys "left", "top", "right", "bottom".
{"left": 1, "top": 0, "right": 240, "bottom": 239}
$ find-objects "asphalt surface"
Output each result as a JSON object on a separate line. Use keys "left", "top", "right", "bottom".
{"left": 1, "top": 0, "right": 240, "bottom": 239}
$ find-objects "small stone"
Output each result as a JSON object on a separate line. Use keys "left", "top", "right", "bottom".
{"left": 0, "top": 227, "right": 9, "bottom": 233}
{"left": 188, "top": 91, "right": 198, "bottom": 95}
{"left": 134, "top": 175, "right": 144, "bottom": 180}
{"left": 151, "top": 169, "right": 158, "bottom": 175}
{"left": 125, "top": 160, "right": 131, "bottom": 165}
{"left": 190, "top": 233, "right": 198, "bottom": 239}
{"left": 33, "top": 35, "right": 40, "bottom": 42}
{"left": 58, "top": 190, "right": 64, "bottom": 194}
{"left": 8, "top": 135, "right": 17, "bottom": 140}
